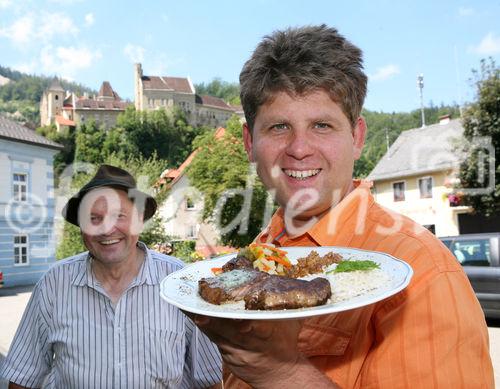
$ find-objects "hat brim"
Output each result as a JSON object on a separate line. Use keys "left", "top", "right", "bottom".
{"left": 62, "top": 184, "right": 157, "bottom": 227}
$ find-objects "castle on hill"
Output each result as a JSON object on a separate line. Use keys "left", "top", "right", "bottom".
{"left": 40, "top": 64, "right": 239, "bottom": 131}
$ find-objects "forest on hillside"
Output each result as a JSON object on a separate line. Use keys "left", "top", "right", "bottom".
{"left": 0, "top": 65, "right": 95, "bottom": 127}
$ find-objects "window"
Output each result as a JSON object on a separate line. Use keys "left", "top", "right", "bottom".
{"left": 186, "top": 225, "right": 197, "bottom": 239}
{"left": 418, "top": 177, "right": 433, "bottom": 198}
{"left": 13, "top": 173, "right": 27, "bottom": 202}
{"left": 393, "top": 181, "right": 405, "bottom": 202}
{"left": 14, "top": 235, "right": 29, "bottom": 265}
{"left": 185, "top": 197, "right": 195, "bottom": 210}
{"left": 445, "top": 239, "right": 491, "bottom": 267}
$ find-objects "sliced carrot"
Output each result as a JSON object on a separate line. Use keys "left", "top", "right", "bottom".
{"left": 268, "top": 255, "right": 292, "bottom": 268}
{"left": 211, "top": 267, "right": 223, "bottom": 274}
{"left": 258, "top": 243, "right": 288, "bottom": 255}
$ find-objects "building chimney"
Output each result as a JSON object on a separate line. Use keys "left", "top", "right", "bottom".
{"left": 439, "top": 114, "right": 451, "bottom": 125}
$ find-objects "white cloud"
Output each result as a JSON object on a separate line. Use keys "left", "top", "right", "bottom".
{"left": 38, "top": 12, "right": 79, "bottom": 41}
{"left": 370, "top": 64, "right": 400, "bottom": 82}
{"left": 124, "top": 44, "right": 146, "bottom": 63}
{"left": 0, "top": 0, "right": 12, "bottom": 8}
{"left": 84, "top": 13, "right": 95, "bottom": 27}
{"left": 0, "top": 12, "right": 78, "bottom": 46}
{"left": 458, "top": 6, "right": 475, "bottom": 17}
{"left": 470, "top": 32, "right": 500, "bottom": 55}
{"left": 40, "top": 45, "right": 102, "bottom": 79}
{"left": 0, "top": 14, "right": 35, "bottom": 45}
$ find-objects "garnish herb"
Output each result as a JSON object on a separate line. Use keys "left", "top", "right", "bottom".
{"left": 327, "top": 260, "right": 380, "bottom": 273}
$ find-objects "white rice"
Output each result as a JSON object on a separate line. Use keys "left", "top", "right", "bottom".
{"left": 325, "top": 268, "right": 392, "bottom": 303}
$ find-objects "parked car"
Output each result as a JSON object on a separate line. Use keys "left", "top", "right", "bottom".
{"left": 440, "top": 233, "right": 500, "bottom": 319}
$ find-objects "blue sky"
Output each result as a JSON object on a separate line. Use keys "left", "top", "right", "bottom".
{"left": 1, "top": 0, "right": 499, "bottom": 113}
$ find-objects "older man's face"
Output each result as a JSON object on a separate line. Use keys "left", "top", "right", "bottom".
{"left": 80, "top": 188, "right": 143, "bottom": 265}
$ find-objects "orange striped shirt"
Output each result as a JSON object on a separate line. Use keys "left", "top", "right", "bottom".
{"left": 224, "top": 180, "right": 494, "bottom": 389}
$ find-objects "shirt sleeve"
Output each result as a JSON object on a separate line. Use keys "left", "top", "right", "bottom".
{"left": 181, "top": 316, "right": 222, "bottom": 389}
{"left": 0, "top": 275, "right": 54, "bottom": 387}
{"left": 362, "top": 251, "right": 494, "bottom": 388}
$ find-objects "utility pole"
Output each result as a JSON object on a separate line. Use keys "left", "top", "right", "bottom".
{"left": 417, "top": 74, "right": 426, "bottom": 127}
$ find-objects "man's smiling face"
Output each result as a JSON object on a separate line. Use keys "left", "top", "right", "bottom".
{"left": 243, "top": 89, "right": 366, "bottom": 227}
{"left": 81, "top": 188, "right": 143, "bottom": 265}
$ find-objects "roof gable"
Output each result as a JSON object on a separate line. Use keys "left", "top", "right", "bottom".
{"left": 367, "top": 119, "right": 465, "bottom": 181}
{"left": 98, "top": 81, "right": 121, "bottom": 100}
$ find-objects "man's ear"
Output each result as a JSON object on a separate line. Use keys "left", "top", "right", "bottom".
{"left": 242, "top": 122, "right": 255, "bottom": 162}
{"left": 352, "top": 116, "right": 367, "bottom": 160}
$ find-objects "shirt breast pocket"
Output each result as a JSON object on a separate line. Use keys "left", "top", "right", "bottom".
{"left": 298, "top": 323, "right": 351, "bottom": 356}
{"left": 146, "top": 327, "right": 185, "bottom": 387}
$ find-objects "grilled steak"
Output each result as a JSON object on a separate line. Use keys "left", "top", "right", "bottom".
{"left": 199, "top": 268, "right": 332, "bottom": 310}
{"left": 221, "top": 255, "right": 253, "bottom": 272}
{"left": 244, "top": 276, "right": 332, "bottom": 310}
{"left": 198, "top": 269, "right": 269, "bottom": 305}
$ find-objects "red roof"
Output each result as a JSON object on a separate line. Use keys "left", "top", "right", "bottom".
{"left": 55, "top": 115, "right": 75, "bottom": 126}
{"left": 195, "top": 94, "right": 233, "bottom": 110}
{"left": 141, "top": 76, "right": 194, "bottom": 94}
{"left": 98, "top": 81, "right": 121, "bottom": 100}
{"left": 74, "top": 98, "right": 131, "bottom": 110}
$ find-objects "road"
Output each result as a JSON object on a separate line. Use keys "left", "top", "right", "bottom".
{"left": 0, "top": 286, "right": 499, "bottom": 387}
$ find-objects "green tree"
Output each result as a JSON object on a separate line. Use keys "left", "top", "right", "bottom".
{"left": 56, "top": 223, "right": 86, "bottom": 260}
{"left": 458, "top": 58, "right": 500, "bottom": 217}
{"left": 187, "top": 116, "right": 274, "bottom": 247}
{"left": 74, "top": 120, "right": 107, "bottom": 164}
{"left": 194, "top": 78, "right": 240, "bottom": 106}
{"left": 102, "top": 126, "right": 138, "bottom": 160}
{"left": 139, "top": 214, "right": 172, "bottom": 248}
{"left": 116, "top": 106, "right": 205, "bottom": 167}
{"left": 36, "top": 124, "right": 76, "bottom": 182}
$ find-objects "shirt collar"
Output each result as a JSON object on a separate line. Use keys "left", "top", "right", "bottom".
{"left": 71, "top": 241, "right": 158, "bottom": 287}
{"left": 257, "top": 180, "right": 374, "bottom": 246}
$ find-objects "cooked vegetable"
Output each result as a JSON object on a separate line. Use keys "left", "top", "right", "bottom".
{"left": 243, "top": 243, "right": 292, "bottom": 275}
{"left": 327, "top": 260, "right": 380, "bottom": 273}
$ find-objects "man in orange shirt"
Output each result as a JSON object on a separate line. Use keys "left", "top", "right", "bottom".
{"left": 193, "top": 25, "right": 494, "bottom": 388}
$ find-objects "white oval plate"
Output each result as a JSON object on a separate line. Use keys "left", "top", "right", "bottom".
{"left": 160, "top": 246, "right": 413, "bottom": 320}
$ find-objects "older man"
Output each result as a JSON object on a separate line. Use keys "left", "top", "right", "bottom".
{"left": 1, "top": 164, "right": 222, "bottom": 388}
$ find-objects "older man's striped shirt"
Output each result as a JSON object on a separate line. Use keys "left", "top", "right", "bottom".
{"left": 0, "top": 243, "right": 222, "bottom": 388}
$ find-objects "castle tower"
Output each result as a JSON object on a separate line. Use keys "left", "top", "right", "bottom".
{"left": 40, "top": 78, "right": 65, "bottom": 126}
{"left": 134, "top": 63, "right": 143, "bottom": 111}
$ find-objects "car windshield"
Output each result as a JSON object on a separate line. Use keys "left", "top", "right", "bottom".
{"left": 444, "top": 239, "right": 491, "bottom": 266}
